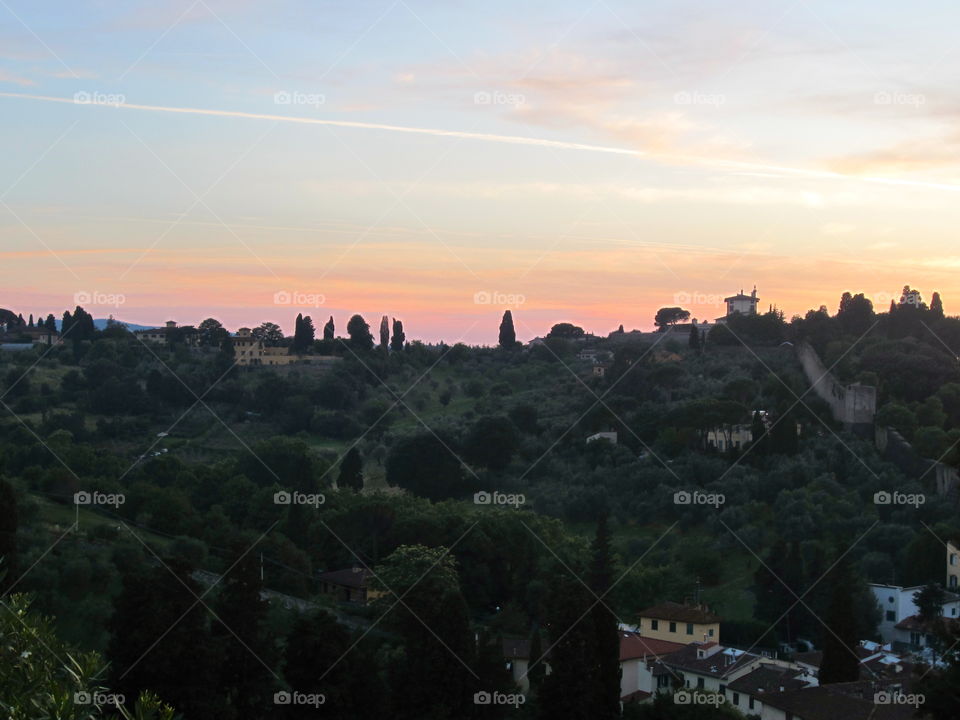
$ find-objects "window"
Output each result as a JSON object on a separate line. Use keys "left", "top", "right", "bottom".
{"left": 719, "top": 684, "right": 726, "bottom": 696}
{"left": 686, "top": 623, "right": 694, "bottom": 635}
{"left": 749, "top": 696, "right": 755, "bottom": 710}
{"left": 651, "top": 620, "right": 659, "bottom": 631}
{"left": 708, "top": 628, "right": 715, "bottom": 637}
{"left": 886, "top": 611, "right": 896, "bottom": 622}
{"left": 910, "top": 632, "right": 921, "bottom": 646}
{"left": 888, "top": 596, "right": 895, "bottom": 604}
{"left": 697, "top": 678, "right": 704, "bottom": 689}
{"left": 951, "top": 553, "right": 957, "bottom": 566}
{"left": 669, "top": 622, "right": 677, "bottom": 633}
{"left": 732, "top": 693, "right": 739, "bottom": 706}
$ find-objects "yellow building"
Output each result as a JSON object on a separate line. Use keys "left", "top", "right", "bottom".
{"left": 636, "top": 601, "right": 721, "bottom": 645}
{"left": 233, "top": 327, "right": 300, "bottom": 366}
{"left": 948, "top": 540, "right": 959, "bottom": 591}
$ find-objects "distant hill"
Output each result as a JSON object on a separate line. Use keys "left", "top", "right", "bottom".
{"left": 92, "top": 318, "right": 154, "bottom": 331}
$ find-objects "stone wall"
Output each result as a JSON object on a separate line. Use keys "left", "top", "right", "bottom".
{"left": 796, "top": 341, "right": 877, "bottom": 433}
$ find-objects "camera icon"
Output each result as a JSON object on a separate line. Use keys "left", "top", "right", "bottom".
{"left": 474, "top": 691, "right": 492, "bottom": 705}
{"left": 273, "top": 290, "right": 292, "bottom": 305}
{"left": 673, "top": 491, "right": 691, "bottom": 505}
{"left": 673, "top": 91, "right": 692, "bottom": 105}
{"left": 674, "top": 691, "right": 691, "bottom": 705}
{"left": 474, "top": 291, "right": 491, "bottom": 305}
{"left": 274, "top": 691, "right": 292, "bottom": 705}
{"left": 474, "top": 91, "right": 491, "bottom": 105}
{"left": 274, "top": 91, "right": 292, "bottom": 105}
{"left": 673, "top": 291, "right": 692, "bottom": 305}
{"left": 873, "top": 491, "right": 891, "bottom": 505}
{"left": 74, "top": 491, "right": 91, "bottom": 505}
{"left": 274, "top": 491, "right": 292, "bottom": 505}
{"left": 74, "top": 692, "right": 91, "bottom": 704}
{"left": 874, "top": 91, "right": 892, "bottom": 105}
{"left": 874, "top": 692, "right": 891, "bottom": 705}
{"left": 73, "top": 91, "right": 91, "bottom": 105}
{"left": 74, "top": 290, "right": 91, "bottom": 305}
{"left": 474, "top": 491, "right": 492, "bottom": 505}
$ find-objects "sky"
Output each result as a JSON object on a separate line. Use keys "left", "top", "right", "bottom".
{"left": 2, "top": 0, "right": 960, "bottom": 343}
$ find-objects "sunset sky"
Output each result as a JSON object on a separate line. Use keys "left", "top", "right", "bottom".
{"left": 3, "top": 0, "right": 960, "bottom": 343}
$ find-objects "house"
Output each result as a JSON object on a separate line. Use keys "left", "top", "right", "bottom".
{"left": 725, "top": 664, "right": 815, "bottom": 715}
{"left": 794, "top": 641, "right": 914, "bottom": 683}
{"left": 756, "top": 681, "right": 919, "bottom": 720}
{"left": 870, "top": 583, "right": 960, "bottom": 645}
{"left": 316, "top": 568, "right": 383, "bottom": 604}
{"left": 636, "top": 602, "right": 721, "bottom": 644}
{"left": 578, "top": 348, "right": 599, "bottom": 361}
{"left": 233, "top": 327, "right": 300, "bottom": 366}
{"left": 706, "top": 424, "right": 754, "bottom": 452}
{"left": 948, "top": 540, "right": 959, "bottom": 590}
{"left": 892, "top": 614, "right": 960, "bottom": 655}
{"left": 134, "top": 320, "right": 198, "bottom": 346}
{"left": 618, "top": 632, "right": 686, "bottom": 701}
{"left": 586, "top": 431, "right": 618, "bottom": 445}
{"left": 715, "top": 287, "right": 760, "bottom": 323}
{"left": 650, "top": 641, "right": 764, "bottom": 695}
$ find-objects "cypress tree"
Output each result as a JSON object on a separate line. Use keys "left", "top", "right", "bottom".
{"left": 379, "top": 315, "right": 389, "bottom": 351}
{"left": 688, "top": 324, "right": 701, "bottom": 352}
{"left": 819, "top": 555, "right": 861, "bottom": 684}
{"left": 390, "top": 318, "right": 405, "bottom": 352}
{"left": 0, "top": 478, "right": 18, "bottom": 595}
{"left": 588, "top": 513, "right": 621, "bottom": 720}
{"left": 337, "top": 447, "right": 364, "bottom": 492}
{"left": 323, "top": 315, "right": 335, "bottom": 340}
{"left": 498, "top": 310, "right": 516, "bottom": 349}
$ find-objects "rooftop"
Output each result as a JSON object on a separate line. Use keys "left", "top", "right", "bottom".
{"left": 618, "top": 632, "right": 686, "bottom": 662}
{"left": 316, "top": 567, "right": 375, "bottom": 589}
{"left": 637, "top": 601, "right": 721, "bottom": 624}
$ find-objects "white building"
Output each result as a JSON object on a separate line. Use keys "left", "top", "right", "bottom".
{"left": 715, "top": 287, "right": 760, "bottom": 323}
{"left": 870, "top": 583, "right": 960, "bottom": 645}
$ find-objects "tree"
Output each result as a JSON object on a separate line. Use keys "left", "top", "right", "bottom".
{"left": 915, "top": 583, "right": 947, "bottom": 624}
{"left": 654, "top": 307, "right": 691, "bottom": 331}
{"left": 293, "top": 313, "right": 315, "bottom": 352}
{"left": 539, "top": 572, "right": 596, "bottom": 720}
{"left": 391, "top": 318, "right": 405, "bottom": 352}
{"left": 1, "top": 594, "right": 177, "bottom": 719}
{"left": 216, "top": 335, "right": 236, "bottom": 375}
{"left": 818, "top": 556, "right": 861, "bottom": 684}
{"left": 337, "top": 447, "right": 364, "bottom": 492}
{"left": 498, "top": 310, "right": 516, "bottom": 348}
{"left": 837, "top": 292, "right": 875, "bottom": 335}
{"left": 379, "top": 315, "right": 389, "bottom": 352}
{"left": 347, "top": 314, "right": 374, "bottom": 351}
{"left": 688, "top": 324, "right": 701, "bottom": 352}
{"left": 931, "top": 291, "right": 945, "bottom": 319}
{"left": 323, "top": 315, "right": 335, "bottom": 340}
{"left": 374, "top": 546, "right": 474, "bottom": 720}
{"left": 462, "top": 416, "right": 519, "bottom": 472}
{"left": 253, "top": 322, "right": 284, "bottom": 346}
{"left": 916, "top": 623, "right": 960, "bottom": 719}
{"left": 588, "top": 513, "right": 621, "bottom": 719}
{"left": 44, "top": 314, "right": 56, "bottom": 332}
{"left": 547, "top": 322, "right": 585, "bottom": 339}
{"left": 212, "top": 543, "right": 277, "bottom": 719}
{"left": 0, "top": 478, "right": 17, "bottom": 595}
{"left": 197, "top": 318, "right": 228, "bottom": 346}
{"left": 386, "top": 433, "right": 466, "bottom": 500}
{"left": 27, "top": 313, "right": 33, "bottom": 328}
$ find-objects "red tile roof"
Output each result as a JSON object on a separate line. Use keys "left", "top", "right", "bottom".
{"left": 619, "top": 632, "right": 686, "bottom": 662}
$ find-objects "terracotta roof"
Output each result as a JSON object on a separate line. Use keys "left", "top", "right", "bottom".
{"left": 653, "top": 643, "right": 758, "bottom": 679}
{"left": 316, "top": 567, "right": 374, "bottom": 589}
{"left": 621, "top": 690, "right": 652, "bottom": 703}
{"left": 894, "top": 614, "right": 960, "bottom": 632}
{"left": 758, "top": 683, "right": 917, "bottom": 720}
{"left": 726, "top": 665, "right": 810, "bottom": 695}
{"left": 618, "top": 632, "right": 686, "bottom": 662}
{"left": 637, "top": 601, "right": 721, "bottom": 624}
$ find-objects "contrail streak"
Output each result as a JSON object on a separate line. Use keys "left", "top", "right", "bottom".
{"left": 2, "top": 91, "right": 959, "bottom": 194}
